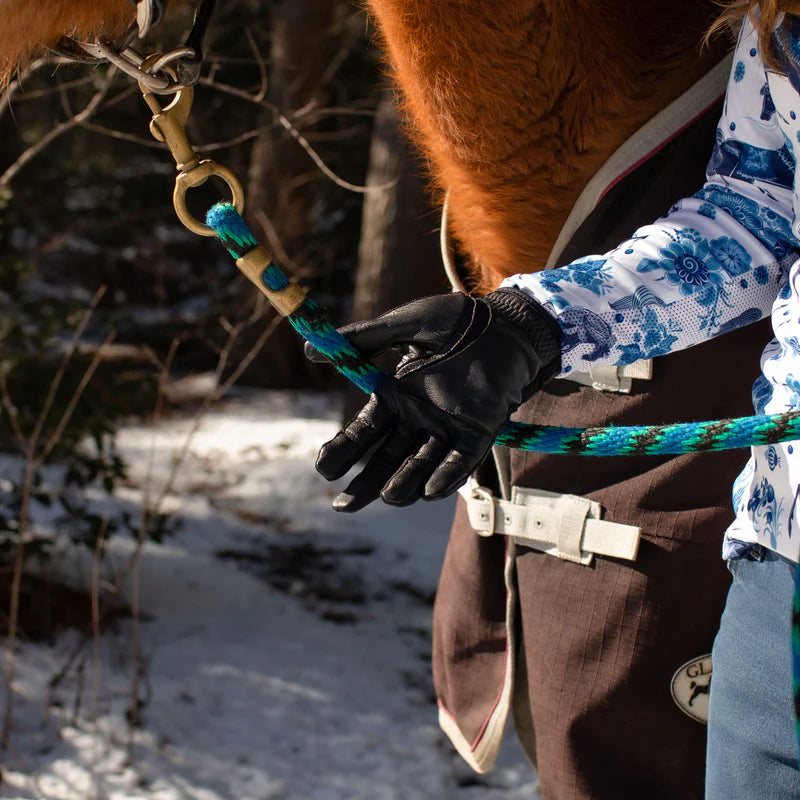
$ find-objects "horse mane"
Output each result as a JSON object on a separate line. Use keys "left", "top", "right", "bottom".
{"left": 366, "top": 0, "right": 729, "bottom": 293}
{"left": 0, "top": 0, "right": 134, "bottom": 85}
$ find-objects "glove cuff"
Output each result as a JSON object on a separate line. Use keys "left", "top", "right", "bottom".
{"left": 482, "top": 287, "right": 562, "bottom": 395}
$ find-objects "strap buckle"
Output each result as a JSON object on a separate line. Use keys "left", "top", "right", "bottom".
{"left": 459, "top": 479, "right": 641, "bottom": 565}
{"left": 465, "top": 480, "right": 495, "bottom": 537}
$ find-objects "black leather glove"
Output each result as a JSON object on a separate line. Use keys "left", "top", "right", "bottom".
{"left": 306, "top": 287, "right": 562, "bottom": 512}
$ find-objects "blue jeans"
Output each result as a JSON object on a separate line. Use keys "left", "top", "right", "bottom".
{"left": 706, "top": 547, "right": 800, "bottom": 799}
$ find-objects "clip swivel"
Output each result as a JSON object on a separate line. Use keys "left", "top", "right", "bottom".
{"left": 139, "top": 61, "right": 244, "bottom": 236}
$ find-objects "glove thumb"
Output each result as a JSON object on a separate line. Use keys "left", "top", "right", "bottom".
{"left": 304, "top": 295, "right": 469, "bottom": 363}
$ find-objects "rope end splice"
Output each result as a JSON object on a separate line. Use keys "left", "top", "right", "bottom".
{"left": 206, "top": 202, "right": 255, "bottom": 251}
{"left": 205, "top": 202, "right": 305, "bottom": 316}
{"left": 205, "top": 202, "right": 386, "bottom": 395}
{"left": 236, "top": 246, "right": 307, "bottom": 317}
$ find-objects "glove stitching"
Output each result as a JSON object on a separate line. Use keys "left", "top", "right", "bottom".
{"left": 395, "top": 297, "right": 485, "bottom": 378}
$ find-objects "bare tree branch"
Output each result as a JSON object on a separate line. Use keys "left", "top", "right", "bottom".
{"left": 252, "top": 208, "right": 301, "bottom": 273}
{"left": 0, "top": 58, "right": 57, "bottom": 121}
{"left": 197, "top": 76, "right": 391, "bottom": 193}
{"left": 244, "top": 28, "right": 269, "bottom": 104}
{"left": 0, "top": 66, "right": 118, "bottom": 191}
{"left": 0, "top": 372, "right": 29, "bottom": 457}
{"left": 30, "top": 286, "right": 107, "bottom": 459}
{"left": 36, "top": 329, "right": 117, "bottom": 467}
{"left": 76, "top": 121, "right": 166, "bottom": 150}
{"left": 2, "top": 74, "right": 98, "bottom": 104}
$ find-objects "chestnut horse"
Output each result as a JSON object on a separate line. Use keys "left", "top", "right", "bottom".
{"left": 365, "top": 1, "right": 728, "bottom": 292}
{"left": 0, "top": 3, "right": 726, "bottom": 287}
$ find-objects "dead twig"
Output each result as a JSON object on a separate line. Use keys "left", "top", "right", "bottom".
{"left": 197, "top": 76, "right": 393, "bottom": 193}
{"left": 253, "top": 208, "right": 300, "bottom": 274}
{"left": 0, "top": 58, "right": 57, "bottom": 121}
{"left": 29, "top": 286, "right": 107, "bottom": 465}
{"left": 0, "top": 288, "right": 114, "bottom": 745}
{"left": 125, "top": 337, "right": 179, "bottom": 753}
{"left": 0, "top": 67, "right": 120, "bottom": 191}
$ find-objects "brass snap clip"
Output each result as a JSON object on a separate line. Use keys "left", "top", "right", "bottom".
{"left": 138, "top": 60, "right": 244, "bottom": 236}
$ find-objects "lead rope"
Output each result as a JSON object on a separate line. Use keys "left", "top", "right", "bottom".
{"left": 207, "top": 201, "right": 800, "bottom": 765}
{"left": 206, "top": 202, "right": 800, "bottom": 457}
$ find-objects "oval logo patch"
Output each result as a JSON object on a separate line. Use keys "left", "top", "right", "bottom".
{"left": 670, "top": 654, "right": 712, "bottom": 724}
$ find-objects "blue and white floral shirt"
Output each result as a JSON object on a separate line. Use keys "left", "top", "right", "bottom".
{"left": 503, "top": 16, "right": 800, "bottom": 561}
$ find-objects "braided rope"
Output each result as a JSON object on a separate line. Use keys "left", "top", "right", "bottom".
{"left": 206, "top": 201, "right": 800, "bottom": 766}
{"left": 496, "top": 414, "right": 800, "bottom": 455}
{"left": 206, "top": 202, "right": 800, "bottom": 458}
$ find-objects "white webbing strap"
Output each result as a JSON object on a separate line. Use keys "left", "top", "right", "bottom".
{"left": 565, "top": 360, "right": 653, "bottom": 394}
{"left": 459, "top": 479, "right": 641, "bottom": 565}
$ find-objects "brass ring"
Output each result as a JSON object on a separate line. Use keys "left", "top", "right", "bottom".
{"left": 173, "top": 161, "right": 245, "bottom": 237}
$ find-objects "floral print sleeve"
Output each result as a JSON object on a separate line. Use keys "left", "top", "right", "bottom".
{"left": 503, "top": 18, "right": 800, "bottom": 377}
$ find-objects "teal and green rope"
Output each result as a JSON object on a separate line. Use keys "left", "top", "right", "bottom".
{"left": 206, "top": 201, "right": 800, "bottom": 458}
{"left": 207, "top": 200, "right": 800, "bottom": 767}
{"left": 206, "top": 203, "right": 384, "bottom": 395}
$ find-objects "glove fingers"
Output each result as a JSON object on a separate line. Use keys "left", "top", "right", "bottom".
{"left": 316, "top": 395, "right": 391, "bottom": 481}
{"left": 424, "top": 448, "right": 486, "bottom": 500}
{"left": 380, "top": 436, "right": 450, "bottom": 507}
{"left": 332, "top": 428, "right": 422, "bottom": 513}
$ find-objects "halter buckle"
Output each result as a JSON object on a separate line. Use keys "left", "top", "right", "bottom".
{"left": 138, "top": 62, "right": 244, "bottom": 237}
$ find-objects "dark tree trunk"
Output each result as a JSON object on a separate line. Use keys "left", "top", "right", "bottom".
{"left": 233, "top": 0, "right": 338, "bottom": 388}
{"left": 247, "top": 0, "right": 335, "bottom": 262}
{"left": 343, "top": 89, "right": 447, "bottom": 420}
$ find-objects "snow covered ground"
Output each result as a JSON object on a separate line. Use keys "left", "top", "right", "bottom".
{"left": 0, "top": 390, "right": 539, "bottom": 800}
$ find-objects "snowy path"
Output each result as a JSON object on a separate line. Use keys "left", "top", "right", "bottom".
{"left": 0, "top": 391, "right": 539, "bottom": 800}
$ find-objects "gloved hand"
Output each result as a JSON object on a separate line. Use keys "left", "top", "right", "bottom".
{"left": 306, "top": 287, "right": 562, "bottom": 512}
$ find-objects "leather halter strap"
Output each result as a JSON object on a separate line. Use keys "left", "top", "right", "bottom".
{"left": 51, "top": 0, "right": 215, "bottom": 91}
{"left": 51, "top": 1, "right": 161, "bottom": 62}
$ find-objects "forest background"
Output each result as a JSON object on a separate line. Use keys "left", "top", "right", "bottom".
{"left": 0, "top": 1, "right": 538, "bottom": 797}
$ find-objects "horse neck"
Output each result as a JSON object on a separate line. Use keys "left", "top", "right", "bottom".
{"left": 367, "top": 0, "right": 728, "bottom": 292}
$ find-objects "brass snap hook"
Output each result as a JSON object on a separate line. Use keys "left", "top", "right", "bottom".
{"left": 138, "top": 59, "right": 244, "bottom": 236}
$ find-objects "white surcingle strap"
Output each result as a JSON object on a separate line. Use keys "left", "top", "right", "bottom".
{"left": 459, "top": 478, "right": 641, "bottom": 565}
{"left": 566, "top": 359, "right": 654, "bottom": 393}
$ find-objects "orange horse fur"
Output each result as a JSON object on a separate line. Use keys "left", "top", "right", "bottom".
{"left": 364, "top": 0, "right": 728, "bottom": 292}
{"left": 2, "top": 0, "right": 726, "bottom": 294}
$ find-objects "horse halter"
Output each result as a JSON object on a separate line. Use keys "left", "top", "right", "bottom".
{"left": 52, "top": 0, "right": 216, "bottom": 93}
